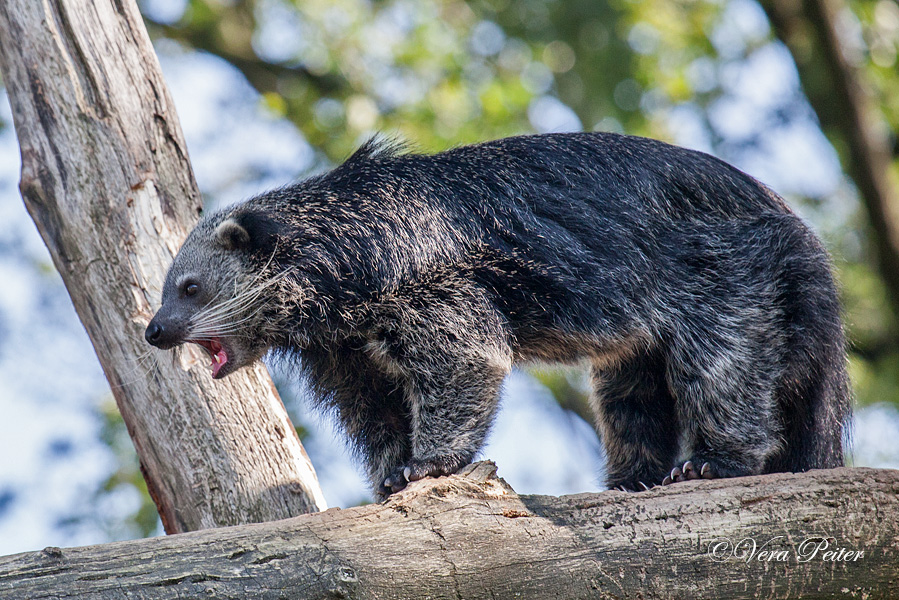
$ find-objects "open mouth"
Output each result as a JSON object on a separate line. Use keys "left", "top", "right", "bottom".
{"left": 193, "top": 339, "right": 229, "bottom": 379}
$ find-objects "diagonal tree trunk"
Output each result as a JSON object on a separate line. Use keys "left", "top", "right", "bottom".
{"left": 0, "top": 464, "right": 895, "bottom": 599}
{"left": 0, "top": 0, "right": 325, "bottom": 532}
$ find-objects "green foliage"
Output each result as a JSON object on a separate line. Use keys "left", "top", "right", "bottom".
{"left": 529, "top": 366, "right": 593, "bottom": 425}
{"left": 150, "top": 0, "right": 650, "bottom": 157}
{"left": 852, "top": 0, "right": 899, "bottom": 133}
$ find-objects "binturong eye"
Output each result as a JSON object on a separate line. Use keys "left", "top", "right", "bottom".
{"left": 184, "top": 282, "right": 199, "bottom": 297}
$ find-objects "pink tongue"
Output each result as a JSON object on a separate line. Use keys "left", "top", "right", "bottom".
{"left": 211, "top": 348, "right": 228, "bottom": 378}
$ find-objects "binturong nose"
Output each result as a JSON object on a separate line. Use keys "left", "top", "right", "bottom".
{"left": 145, "top": 321, "right": 164, "bottom": 346}
{"left": 145, "top": 314, "right": 182, "bottom": 350}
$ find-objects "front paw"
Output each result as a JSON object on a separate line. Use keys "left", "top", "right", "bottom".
{"left": 377, "top": 455, "right": 471, "bottom": 497}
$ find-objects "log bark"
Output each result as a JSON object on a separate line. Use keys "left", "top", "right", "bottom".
{"left": 0, "top": 463, "right": 895, "bottom": 599}
{"left": 0, "top": 0, "right": 326, "bottom": 532}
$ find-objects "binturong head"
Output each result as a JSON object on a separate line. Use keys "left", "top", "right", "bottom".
{"left": 145, "top": 208, "right": 286, "bottom": 379}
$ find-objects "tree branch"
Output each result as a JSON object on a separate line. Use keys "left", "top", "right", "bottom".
{"left": 0, "top": 463, "right": 895, "bottom": 599}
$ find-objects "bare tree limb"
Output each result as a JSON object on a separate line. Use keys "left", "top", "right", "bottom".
{"left": 0, "top": 0, "right": 326, "bottom": 532}
{"left": 0, "top": 463, "right": 895, "bottom": 599}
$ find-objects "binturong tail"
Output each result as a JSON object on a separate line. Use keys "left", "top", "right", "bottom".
{"left": 769, "top": 332, "right": 851, "bottom": 472}
{"left": 764, "top": 227, "right": 852, "bottom": 473}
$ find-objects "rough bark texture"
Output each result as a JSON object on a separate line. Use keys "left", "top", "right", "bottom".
{"left": 0, "top": 462, "right": 896, "bottom": 599}
{"left": 762, "top": 0, "right": 899, "bottom": 314}
{"left": 0, "top": 0, "right": 326, "bottom": 532}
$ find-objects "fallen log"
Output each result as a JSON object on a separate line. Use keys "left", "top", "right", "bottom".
{"left": 1, "top": 462, "right": 896, "bottom": 599}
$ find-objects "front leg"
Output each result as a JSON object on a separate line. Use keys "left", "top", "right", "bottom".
{"left": 301, "top": 341, "right": 413, "bottom": 494}
{"left": 379, "top": 356, "right": 510, "bottom": 496}
{"left": 366, "top": 281, "right": 512, "bottom": 496}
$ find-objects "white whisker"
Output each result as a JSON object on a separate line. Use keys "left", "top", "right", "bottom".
{"left": 186, "top": 267, "right": 295, "bottom": 339}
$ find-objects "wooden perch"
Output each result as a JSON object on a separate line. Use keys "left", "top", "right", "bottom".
{"left": 1, "top": 463, "right": 896, "bottom": 599}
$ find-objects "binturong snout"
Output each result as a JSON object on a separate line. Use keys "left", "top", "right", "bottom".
{"left": 145, "top": 309, "right": 185, "bottom": 350}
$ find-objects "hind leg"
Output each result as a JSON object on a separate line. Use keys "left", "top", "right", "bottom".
{"left": 664, "top": 327, "right": 782, "bottom": 484}
{"left": 591, "top": 346, "right": 679, "bottom": 490}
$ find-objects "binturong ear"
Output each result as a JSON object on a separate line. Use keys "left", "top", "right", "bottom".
{"left": 214, "top": 212, "right": 280, "bottom": 253}
{"left": 215, "top": 218, "right": 251, "bottom": 250}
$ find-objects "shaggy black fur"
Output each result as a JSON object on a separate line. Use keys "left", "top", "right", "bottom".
{"left": 146, "top": 132, "right": 851, "bottom": 497}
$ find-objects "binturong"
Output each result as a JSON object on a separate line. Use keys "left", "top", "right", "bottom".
{"left": 145, "top": 132, "right": 851, "bottom": 498}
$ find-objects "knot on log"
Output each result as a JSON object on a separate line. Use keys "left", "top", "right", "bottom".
{"left": 383, "top": 460, "right": 517, "bottom": 508}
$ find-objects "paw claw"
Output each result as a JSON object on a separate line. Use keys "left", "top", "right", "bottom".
{"left": 380, "top": 456, "right": 470, "bottom": 496}
{"left": 682, "top": 461, "right": 696, "bottom": 478}
{"left": 661, "top": 475, "right": 672, "bottom": 486}
{"left": 380, "top": 471, "right": 409, "bottom": 496}
{"left": 701, "top": 462, "right": 714, "bottom": 479}
{"left": 638, "top": 481, "right": 651, "bottom": 491}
